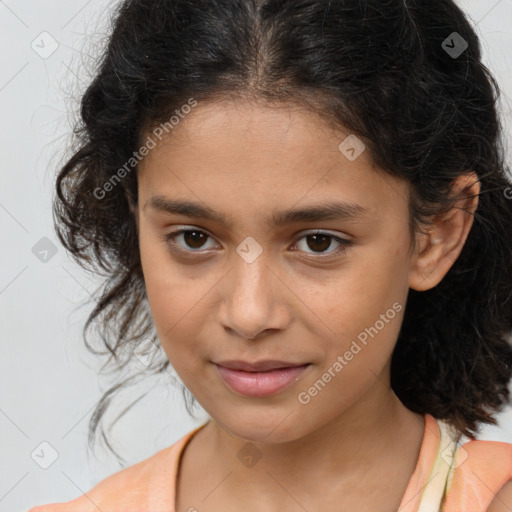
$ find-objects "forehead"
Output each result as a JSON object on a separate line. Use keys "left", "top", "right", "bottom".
{"left": 142, "top": 98, "right": 356, "bottom": 166}
{"left": 137, "top": 99, "right": 410, "bottom": 223}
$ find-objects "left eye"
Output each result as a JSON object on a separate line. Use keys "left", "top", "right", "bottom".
{"left": 162, "top": 228, "right": 351, "bottom": 257}
{"left": 293, "top": 230, "right": 351, "bottom": 256}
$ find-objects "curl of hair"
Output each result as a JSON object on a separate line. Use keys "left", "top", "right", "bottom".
{"left": 54, "top": 0, "right": 512, "bottom": 462}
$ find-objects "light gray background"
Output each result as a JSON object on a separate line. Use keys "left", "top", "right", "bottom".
{"left": 1, "top": 1, "right": 511, "bottom": 510}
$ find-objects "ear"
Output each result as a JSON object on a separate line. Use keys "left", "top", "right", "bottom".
{"left": 408, "top": 172, "right": 480, "bottom": 291}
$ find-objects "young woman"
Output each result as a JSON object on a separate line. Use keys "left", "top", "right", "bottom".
{"left": 29, "top": 0, "right": 512, "bottom": 510}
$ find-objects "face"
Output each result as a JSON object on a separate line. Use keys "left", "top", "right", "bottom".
{"left": 133, "top": 98, "right": 418, "bottom": 443}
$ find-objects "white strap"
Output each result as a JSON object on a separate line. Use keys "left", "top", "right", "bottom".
{"left": 416, "top": 419, "right": 462, "bottom": 512}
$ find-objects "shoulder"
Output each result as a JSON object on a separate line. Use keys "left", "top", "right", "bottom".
{"left": 26, "top": 428, "right": 198, "bottom": 512}
{"left": 443, "top": 438, "right": 512, "bottom": 512}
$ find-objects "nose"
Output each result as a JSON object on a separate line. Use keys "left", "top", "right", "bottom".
{"left": 217, "top": 252, "right": 291, "bottom": 341}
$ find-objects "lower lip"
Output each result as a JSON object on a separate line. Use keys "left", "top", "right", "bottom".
{"left": 214, "top": 363, "right": 311, "bottom": 397}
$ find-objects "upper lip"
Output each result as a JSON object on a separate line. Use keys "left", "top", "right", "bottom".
{"left": 214, "top": 360, "right": 310, "bottom": 372}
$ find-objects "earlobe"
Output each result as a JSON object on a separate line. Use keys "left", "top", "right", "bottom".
{"left": 408, "top": 172, "right": 480, "bottom": 292}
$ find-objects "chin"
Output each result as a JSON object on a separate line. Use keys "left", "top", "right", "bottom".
{"left": 211, "top": 408, "right": 310, "bottom": 444}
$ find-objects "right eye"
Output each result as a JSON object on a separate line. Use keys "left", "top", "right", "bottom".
{"left": 161, "top": 228, "right": 218, "bottom": 254}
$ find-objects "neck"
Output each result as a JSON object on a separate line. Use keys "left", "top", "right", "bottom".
{"left": 199, "top": 371, "right": 424, "bottom": 498}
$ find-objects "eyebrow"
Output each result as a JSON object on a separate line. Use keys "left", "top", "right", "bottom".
{"left": 144, "top": 195, "right": 370, "bottom": 229}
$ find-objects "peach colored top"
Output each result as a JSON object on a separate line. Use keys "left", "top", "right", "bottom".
{"left": 27, "top": 414, "right": 512, "bottom": 512}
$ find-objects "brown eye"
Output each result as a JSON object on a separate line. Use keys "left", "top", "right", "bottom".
{"left": 162, "top": 229, "right": 216, "bottom": 252}
{"left": 162, "top": 227, "right": 352, "bottom": 259}
{"left": 305, "top": 233, "right": 332, "bottom": 252}
{"left": 293, "top": 230, "right": 352, "bottom": 257}
{"left": 181, "top": 230, "right": 208, "bottom": 249}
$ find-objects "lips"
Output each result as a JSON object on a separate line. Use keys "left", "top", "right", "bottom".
{"left": 214, "top": 359, "right": 309, "bottom": 372}
{"left": 213, "top": 360, "right": 312, "bottom": 397}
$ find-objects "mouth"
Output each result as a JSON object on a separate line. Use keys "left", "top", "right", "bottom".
{"left": 214, "top": 359, "right": 310, "bottom": 372}
{"left": 213, "top": 361, "right": 312, "bottom": 397}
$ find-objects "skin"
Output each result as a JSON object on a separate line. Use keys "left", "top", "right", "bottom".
{"left": 129, "top": 97, "right": 481, "bottom": 512}
{"left": 488, "top": 481, "right": 512, "bottom": 512}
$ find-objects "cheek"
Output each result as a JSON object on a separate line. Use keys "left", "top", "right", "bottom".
{"left": 138, "top": 227, "right": 208, "bottom": 363}
{"left": 139, "top": 222, "right": 200, "bottom": 317}
{"left": 298, "top": 292, "right": 405, "bottom": 420}
{"left": 317, "top": 236, "right": 410, "bottom": 368}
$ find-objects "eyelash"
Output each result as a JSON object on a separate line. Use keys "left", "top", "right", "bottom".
{"left": 160, "top": 228, "right": 353, "bottom": 259}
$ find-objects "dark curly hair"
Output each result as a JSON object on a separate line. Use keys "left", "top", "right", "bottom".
{"left": 54, "top": 0, "right": 512, "bottom": 464}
